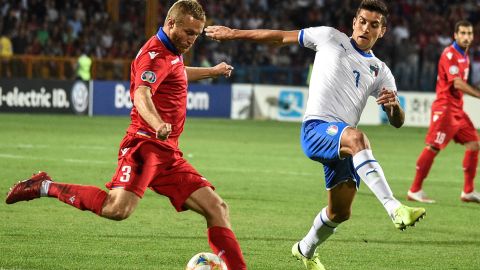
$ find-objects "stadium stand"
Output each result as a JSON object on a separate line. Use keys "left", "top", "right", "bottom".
{"left": 1, "top": 0, "right": 479, "bottom": 90}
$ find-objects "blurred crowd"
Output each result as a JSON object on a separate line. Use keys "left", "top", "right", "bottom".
{"left": 1, "top": 0, "right": 480, "bottom": 90}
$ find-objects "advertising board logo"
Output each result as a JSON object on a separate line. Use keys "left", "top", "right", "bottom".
{"left": 187, "top": 92, "right": 209, "bottom": 111}
{"left": 278, "top": 90, "right": 304, "bottom": 118}
{"left": 114, "top": 83, "right": 133, "bottom": 109}
{"left": 71, "top": 81, "right": 89, "bottom": 114}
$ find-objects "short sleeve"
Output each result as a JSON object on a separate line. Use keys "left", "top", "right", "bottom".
{"left": 299, "top": 26, "right": 337, "bottom": 51}
{"left": 134, "top": 50, "right": 170, "bottom": 94}
{"left": 372, "top": 62, "right": 397, "bottom": 98}
{"left": 439, "top": 52, "right": 461, "bottom": 83}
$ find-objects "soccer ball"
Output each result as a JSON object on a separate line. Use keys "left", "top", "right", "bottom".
{"left": 185, "top": 252, "right": 228, "bottom": 270}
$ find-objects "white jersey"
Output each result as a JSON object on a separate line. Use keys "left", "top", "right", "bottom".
{"left": 299, "top": 26, "right": 397, "bottom": 126}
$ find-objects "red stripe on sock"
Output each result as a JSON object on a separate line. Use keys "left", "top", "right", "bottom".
{"left": 48, "top": 183, "right": 107, "bottom": 215}
{"left": 207, "top": 226, "right": 247, "bottom": 270}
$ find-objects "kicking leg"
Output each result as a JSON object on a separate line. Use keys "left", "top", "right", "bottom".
{"left": 293, "top": 180, "right": 356, "bottom": 270}
{"left": 184, "top": 187, "right": 246, "bottom": 270}
{"left": 5, "top": 171, "right": 139, "bottom": 220}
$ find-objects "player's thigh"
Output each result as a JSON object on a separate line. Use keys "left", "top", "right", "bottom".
{"left": 453, "top": 114, "right": 479, "bottom": 148}
{"left": 323, "top": 157, "right": 360, "bottom": 190}
{"left": 184, "top": 186, "right": 226, "bottom": 217}
{"left": 301, "top": 120, "right": 350, "bottom": 161}
{"left": 150, "top": 167, "right": 214, "bottom": 212}
{"left": 425, "top": 116, "right": 457, "bottom": 149}
{"left": 102, "top": 188, "right": 140, "bottom": 219}
{"left": 106, "top": 139, "right": 175, "bottom": 198}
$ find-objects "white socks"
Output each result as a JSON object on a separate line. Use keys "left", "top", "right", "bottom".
{"left": 353, "top": 149, "right": 401, "bottom": 216}
{"left": 40, "top": 180, "right": 52, "bottom": 197}
{"left": 299, "top": 207, "right": 338, "bottom": 258}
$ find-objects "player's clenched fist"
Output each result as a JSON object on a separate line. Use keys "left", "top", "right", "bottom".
{"left": 212, "top": 62, "right": 234, "bottom": 78}
{"left": 156, "top": 122, "right": 172, "bottom": 141}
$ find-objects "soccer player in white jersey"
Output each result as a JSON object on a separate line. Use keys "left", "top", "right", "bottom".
{"left": 206, "top": 1, "right": 426, "bottom": 269}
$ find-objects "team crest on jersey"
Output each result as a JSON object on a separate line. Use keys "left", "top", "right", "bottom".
{"left": 449, "top": 65, "right": 459, "bottom": 75}
{"left": 369, "top": 64, "right": 379, "bottom": 77}
{"left": 326, "top": 125, "right": 338, "bottom": 136}
{"left": 141, "top": 71, "right": 156, "bottom": 83}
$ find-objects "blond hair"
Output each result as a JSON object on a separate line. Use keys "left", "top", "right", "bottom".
{"left": 166, "top": 0, "right": 206, "bottom": 23}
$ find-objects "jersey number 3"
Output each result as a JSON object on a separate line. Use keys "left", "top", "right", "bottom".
{"left": 353, "top": 70, "right": 360, "bottom": 88}
{"left": 120, "top": 165, "right": 132, "bottom": 182}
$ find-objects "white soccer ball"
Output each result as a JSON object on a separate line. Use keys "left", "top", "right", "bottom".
{"left": 185, "top": 252, "right": 228, "bottom": 270}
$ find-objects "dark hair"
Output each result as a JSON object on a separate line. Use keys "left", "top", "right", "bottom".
{"left": 356, "top": 0, "right": 389, "bottom": 26}
{"left": 166, "top": 0, "right": 206, "bottom": 23}
{"left": 455, "top": 20, "right": 473, "bottom": 33}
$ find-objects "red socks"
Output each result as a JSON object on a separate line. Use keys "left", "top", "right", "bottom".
{"left": 463, "top": 150, "right": 478, "bottom": 193}
{"left": 410, "top": 147, "right": 437, "bottom": 192}
{"left": 48, "top": 183, "right": 107, "bottom": 215}
{"left": 208, "top": 226, "right": 247, "bottom": 270}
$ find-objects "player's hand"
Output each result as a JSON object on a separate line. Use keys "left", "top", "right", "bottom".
{"left": 155, "top": 122, "right": 172, "bottom": 141}
{"left": 212, "top": 62, "right": 234, "bottom": 78}
{"left": 376, "top": 88, "right": 399, "bottom": 114}
{"left": 205, "top": 26, "right": 234, "bottom": 41}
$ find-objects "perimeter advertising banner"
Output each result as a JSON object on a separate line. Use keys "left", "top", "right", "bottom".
{"left": 0, "top": 79, "right": 90, "bottom": 115}
{"left": 91, "top": 81, "right": 232, "bottom": 118}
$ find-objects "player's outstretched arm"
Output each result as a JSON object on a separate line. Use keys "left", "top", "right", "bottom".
{"left": 205, "top": 25, "right": 299, "bottom": 46}
{"left": 134, "top": 86, "right": 171, "bottom": 140}
{"left": 376, "top": 88, "right": 405, "bottom": 128}
{"left": 185, "top": 62, "right": 234, "bottom": 82}
{"left": 453, "top": 78, "right": 480, "bottom": 98}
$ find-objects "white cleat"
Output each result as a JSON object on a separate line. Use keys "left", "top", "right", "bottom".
{"left": 461, "top": 190, "right": 480, "bottom": 203}
{"left": 407, "top": 189, "right": 436, "bottom": 204}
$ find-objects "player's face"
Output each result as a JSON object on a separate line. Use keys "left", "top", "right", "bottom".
{"left": 454, "top": 26, "right": 474, "bottom": 50}
{"left": 169, "top": 15, "right": 205, "bottom": 54}
{"left": 352, "top": 9, "right": 386, "bottom": 51}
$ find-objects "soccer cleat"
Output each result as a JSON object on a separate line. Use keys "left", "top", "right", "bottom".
{"left": 391, "top": 204, "right": 426, "bottom": 231}
{"left": 291, "top": 242, "right": 326, "bottom": 270}
{"left": 460, "top": 191, "right": 480, "bottom": 203}
{"left": 5, "top": 171, "right": 52, "bottom": 204}
{"left": 407, "top": 189, "right": 436, "bottom": 203}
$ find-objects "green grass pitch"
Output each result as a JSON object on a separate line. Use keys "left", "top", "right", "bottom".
{"left": 0, "top": 113, "right": 479, "bottom": 269}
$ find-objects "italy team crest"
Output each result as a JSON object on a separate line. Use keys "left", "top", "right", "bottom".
{"left": 326, "top": 125, "right": 338, "bottom": 136}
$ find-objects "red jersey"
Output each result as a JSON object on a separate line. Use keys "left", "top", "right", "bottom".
{"left": 433, "top": 42, "right": 470, "bottom": 113}
{"left": 127, "top": 28, "right": 187, "bottom": 148}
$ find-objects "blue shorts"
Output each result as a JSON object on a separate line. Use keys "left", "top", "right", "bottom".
{"left": 300, "top": 119, "right": 361, "bottom": 189}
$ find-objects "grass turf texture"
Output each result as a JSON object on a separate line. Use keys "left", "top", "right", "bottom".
{"left": 0, "top": 114, "right": 479, "bottom": 269}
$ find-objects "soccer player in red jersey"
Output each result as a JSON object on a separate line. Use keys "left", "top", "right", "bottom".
{"left": 408, "top": 20, "right": 480, "bottom": 204}
{"left": 5, "top": 1, "right": 247, "bottom": 269}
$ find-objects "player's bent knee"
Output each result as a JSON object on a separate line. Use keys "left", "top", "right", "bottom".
{"left": 329, "top": 209, "right": 351, "bottom": 223}
{"left": 101, "top": 189, "right": 139, "bottom": 221}
{"left": 343, "top": 128, "right": 369, "bottom": 153}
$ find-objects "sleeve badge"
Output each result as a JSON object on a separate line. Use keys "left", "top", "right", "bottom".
{"left": 141, "top": 71, "right": 157, "bottom": 83}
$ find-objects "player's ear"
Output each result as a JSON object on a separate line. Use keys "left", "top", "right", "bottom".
{"left": 379, "top": 26, "right": 386, "bottom": 38}
{"left": 166, "top": 17, "right": 175, "bottom": 29}
{"left": 352, "top": 17, "right": 357, "bottom": 30}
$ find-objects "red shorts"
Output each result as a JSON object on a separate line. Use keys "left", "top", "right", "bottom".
{"left": 425, "top": 107, "right": 479, "bottom": 149}
{"left": 105, "top": 133, "right": 214, "bottom": 212}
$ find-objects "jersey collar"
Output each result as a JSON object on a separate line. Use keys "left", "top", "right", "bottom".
{"left": 156, "top": 27, "right": 180, "bottom": 55}
{"left": 452, "top": 41, "right": 466, "bottom": 57}
{"left": 350, "top": 38, "right": 373, "bottom": 58}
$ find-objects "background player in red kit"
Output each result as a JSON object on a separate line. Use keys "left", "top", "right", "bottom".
{"left": 5, "top": 1, "right": 247, "bottom": 269}
{"left": 407, "top": 20, "right": 480, "bottom": 204}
